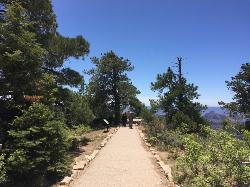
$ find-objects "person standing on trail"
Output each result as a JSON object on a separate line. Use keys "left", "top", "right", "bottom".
{"left": 121, "top": 113, "right": 127, "bottom": 127}
{"left": 129, "top": 112, "right": 133, "bottom": 129}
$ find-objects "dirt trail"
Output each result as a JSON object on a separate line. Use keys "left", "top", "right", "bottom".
{"left": 70, "top": 127, "right": 168, "bottom": 187}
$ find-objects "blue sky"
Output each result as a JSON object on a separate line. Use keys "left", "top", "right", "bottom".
{"left": 52, "top": 0, "right": 250, "bottom": 106}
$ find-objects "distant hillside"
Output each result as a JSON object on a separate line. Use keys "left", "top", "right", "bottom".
{"left": 155, "top": 107, "right": 229, "bottom": 129}
{"left": 203, "top": 110, "right": 227, "bottom": 129}
{"left": 202, "top": 107, "right": 228, "bottom": 116}
{"left": 203, "top": 111, "right": 227, "bottom": 122}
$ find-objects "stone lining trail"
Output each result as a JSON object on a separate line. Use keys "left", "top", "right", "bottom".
{"left": 70, "top": 127, "right": 169, "bottom": 187}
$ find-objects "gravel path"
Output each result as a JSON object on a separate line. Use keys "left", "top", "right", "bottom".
{"left": 70, "top": 127, "right": 168, "bottom": 187}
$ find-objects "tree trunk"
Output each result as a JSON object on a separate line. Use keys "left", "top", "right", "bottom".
{"left": 113, "top": 68, "right": 121, "bottom": 126}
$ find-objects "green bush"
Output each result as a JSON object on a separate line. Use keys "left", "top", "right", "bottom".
{"left": 171, "top": 111, "right": 207, "bottom": 134}
{"left": 72, "top": 125, "right": 91, "bottom": 136}
{"left": 68, "top": 125, "right": 91, "bottom": 151}
{"left": 65, "top": 93, "right": 95, "bottom": 126}
{"left": 6, "top": 103, "right": 71, "bottom": 186}
{"left": 174, "top": 128, "right": 250, "bottom": 187}
{"left": 145, "top": 118, "right": 165, "bottom": 137}
{"left": 145, "top": 118, "right": 184, "bottom": 152}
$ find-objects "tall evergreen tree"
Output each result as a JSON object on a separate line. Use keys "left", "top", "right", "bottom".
{"left": 0, "top": 2, "right": 47, "bottom": 144}
{"left": 0, "top": 0, "right": 90, "bottom": 126}
{"left": 87, "top": 51, "right": 140, "bottom": 125}
{"left": 151, "top": 57, "right": 206, "bottom": 133}
{"left": 0, "top": 1, "right": 92, "bottom": 185}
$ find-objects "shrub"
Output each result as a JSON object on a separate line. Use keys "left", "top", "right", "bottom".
{"left": 145, "top": 118, "right": 165, "bottom": 137}
{"left": 68, "top": 125, "right": 91, "bottom": 151}
{"left": 144, "top": 118, "right": 184, "bottom": 152}
{"left": 6, "top": 103, "right": 70, "bottom": 186}
{"left": 174, "top": 128, "right": 250, "bottom": 187}
{"left": 171, "top": 111, "right": 207, "bottom": 134}
{"left": 72, "top": 125, "right": 91, "bottom": 136}
{"left": 65, "top": 93, "right": 95, "bottom": 126}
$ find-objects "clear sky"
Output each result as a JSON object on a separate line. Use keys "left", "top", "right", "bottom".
{"left": 52, "top": 0, "right": 250, "bottom": 106}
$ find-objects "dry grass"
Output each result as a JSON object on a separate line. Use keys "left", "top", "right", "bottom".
{"left": 71, "top": 128, "right": 116, "bottom": 164}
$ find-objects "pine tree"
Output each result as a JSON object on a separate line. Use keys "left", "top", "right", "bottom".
{"left": 151, "top": 57, "right": 206, "bottom": 133}
{"left": 87, "top": 51, "right": 139, "bottom": 125}
{"left": 219, "top": 63, "right": 250, "bottom": 114}
{"left": 7, "top": 103, "right": 70, "bottom": 186}
{"left": 0, "top": 2, "right": 47, "bottom": 144}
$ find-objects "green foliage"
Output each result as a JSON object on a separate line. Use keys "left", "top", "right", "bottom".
{"left": 64, "top": 92, "right": 95, "bottom": 126}
{"left": 45, "top": 34, "right": 89, "bottom": 89}
{"left": 171, "top": 111, "right": 193, "bottom": 133}
{"left": 171, "top": 111, "right": 208, "bottom": 134}
{"left": 243, "top": 130, "right": 250, "bottom": 146}
{"left": 0, "top": 154, "right": 6, "bottom": 184}
{"left": 144, "top": 118, "right": 165, "bottom": 137}
{"left": 0, "top": 2, "right": 46, "bottom": 102}
{"left": 221, "top": 118, "right": 239, "bottom": 135}
{"left": 219, "top": 63, "right": 250, "bottom": 114}
{"left": 68, "top": 125, "right": 91, "bottom": 151}
{"left": 144, "top": 118, "right": 184, "bottom": 151}
{"left": 6, "top": 103, "right": 70, "bottom": 185}
{"left": 1, "top": 0, "right": 57, "bottom": 45}
{"left": 129, "top": 97, "right": 143, "bottom": 116}
{"left": 140, "top": 105, "right": 156, "bottom": 123}
{"left": 35, "top": 73, "right": 58, "bottom": 105}
{"left": 72, "top": 125, "right": 91, "bottom": 136}
{"left": 87, "top": 51, "right": 139, "bottom": 124}
{"left": 174, "top": 128, "right": 250, "bottom": 187}
{"left": 0, "top": 1, "right": 93, "bottom": 186}
{"left": 151, "top": 58, "right": 206, "bottom": 133}
{"left": 47, "top": 34, "right": 89, "bottom": 68}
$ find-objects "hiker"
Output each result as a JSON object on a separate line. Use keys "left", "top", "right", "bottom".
{"left": 121, "top": 113, "right": 127, "bottom": 127}
{"left": 128, "top": 112, "right": 133, "bottom": 129}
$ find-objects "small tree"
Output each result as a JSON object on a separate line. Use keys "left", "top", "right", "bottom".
{"left": 151, "top": 57, "right": 206, "bottom": 133}
{"left": 6, "top": 103, "right": 70, "bottom": 185}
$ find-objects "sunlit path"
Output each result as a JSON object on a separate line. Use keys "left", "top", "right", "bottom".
{"left": 70, "top": 127, "right": 168, "bottom": 187}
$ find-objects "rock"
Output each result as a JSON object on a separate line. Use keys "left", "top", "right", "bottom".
{"left": 60, "top": 176, "right": 72, "bottom": 185}
{"left": 154, "top": 154, "right": 161, "bottom": 161}
{"left": 163, "top": 165, "right": 173, "bottom": 181}
{"left": 73, "top": 161, "right": 87, "bottom": 170}
{"left": 149, "top": 148, "right": 155, "bottom": 152}
{"left": 100, "top": 143, "right": 105, "bottom": 148}
{"left": 145, "top": 143, "right": 151, "bottom": 147}
{"left": 100, "top": 139, "right": 107, "bottom": 147}
{"left": 157, "top": 161, "right": 173, "bottom": 181}
{"left": 91, "top": 150, "right": 99, "bottom": 158}
{"left": 85, "top": 155, "right": 92, "bottom": 161}
{"left": 152, "top": 151, "right": 157, "bottom": 155}
{"left": 103, "top": 138, "right": 108, "bottom": 142}
{"left": 71, "top": 170, "right": 79, "bottom": 178}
